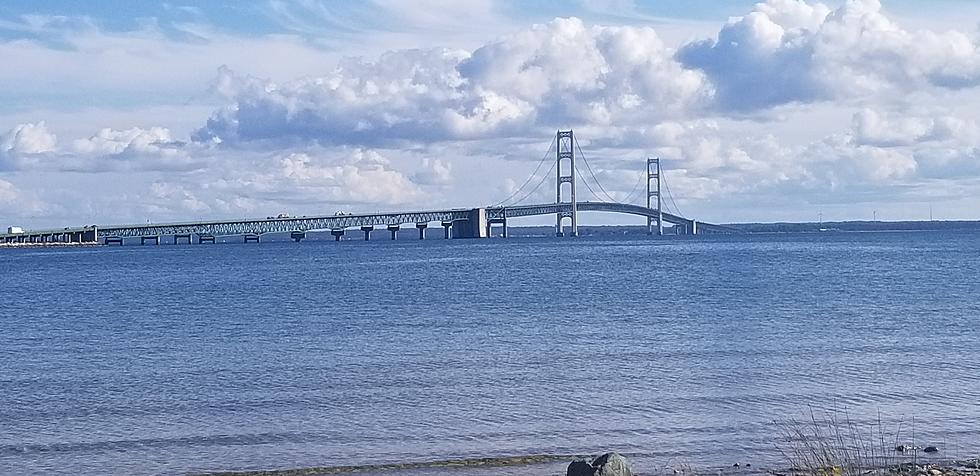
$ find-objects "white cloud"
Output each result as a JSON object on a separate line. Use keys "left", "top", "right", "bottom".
{"left": 851, "top": 109, "right": 976, "bottom": 147}
{"left": 148, "top": 182, "right": 211, "bottom": 214}
{"left": 70, "top": 126, "right": 201, "bottom": 171}
{"left": 195, "top": 17, "right": 712, "bottom": 146}
{"left": 413, "top": 158, "right": 453, "bottom": 185}
{"left": 677, "top": 0, "right": 980, "bottom": 111}
{"left": 201, "top": 149, "right": 423, "bottom": 209}
{"left": 0, "top": 176, "right": 49, "bottom": 218}
{"left": 1, "top": 121, "right": 57, "bottom": 156}
{"left": 0, "top": 177, "right": 19, "bottom": 204}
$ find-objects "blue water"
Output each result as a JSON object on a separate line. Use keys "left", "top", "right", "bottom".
{"left": 2, "top": 232, "right": 980, "bottom": 475}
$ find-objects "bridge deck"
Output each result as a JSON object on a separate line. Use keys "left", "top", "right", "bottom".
{"left": 0, "top": 201, "right": 734, "bottom": 240}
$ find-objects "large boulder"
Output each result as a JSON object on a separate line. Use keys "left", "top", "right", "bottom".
{"left": 567, "top": 459, "right": 596, "bottom": 476}
{"left": 593, "top": 452, "right": 632, "bottom": 476}
{"left": 566, "top": 452, "right": 632, "bottom": 476}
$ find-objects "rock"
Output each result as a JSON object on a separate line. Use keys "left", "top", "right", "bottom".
{"left": 897, "top": 445, "right": 915, "bottom": 452}
{"left": 592, "top": 452, "right": 632, "bottom": 476}
{"left": 929, "top": 469, "right": 943, "bottom": 476}
{"left": 567, "top": 452, "right": 632, "bottom": 476}
{"left": 567, "top": 459, "right": 595, "bottom": 476}
{"left": 925, "top": 446, "right": 940, "bottom": 453}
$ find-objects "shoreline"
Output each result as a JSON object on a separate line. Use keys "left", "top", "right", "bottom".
{"left": 191, "top": 454, "right": 980, "bottom": 476}
{"left": 196, "top": 454, "right": 582, "bottom": 476}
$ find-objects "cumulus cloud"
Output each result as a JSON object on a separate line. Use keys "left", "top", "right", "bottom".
{"left": 412, "top": 158, "right": 453, "bottom": 185}
{"left": 1, "top": 121, "right": 57, "bottom": 155}
{"left": 851, "top": 109, "right": 977, "bottom": 147}
{"left": 195, "top": 17, "right": 711, "bottom": 146}
{"left": 1, "top": 124, "right": 204, "bottom": 172}
{"left": 148, "top": 182, "right": 211, "bottom": 214}
{"left": 677, "top": 0, "right": 980, "bottom": 111}
{"left": 203, "top": 149, "right": 422, "bottom": 208}
{"left": 1, "top": 122, "right": 58, "bottom": 169}
{"left": 70, "top": 126, "right": 201, "bottom": 171}
{"left": 0, "top": 177, "right": 49, "bottom": 217}
{"left": 0, "top": 177, "right": 19, "bottom": 204}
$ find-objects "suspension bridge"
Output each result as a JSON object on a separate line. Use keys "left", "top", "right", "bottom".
{"left": 0, "top": 130, "right": 733, "bottom": 245}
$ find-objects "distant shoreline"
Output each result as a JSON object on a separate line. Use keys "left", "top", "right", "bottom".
{"left": 0, "top": 242, "right": 100, "bottom": 248}
{"left": 507, "top": 220, "right": 980, "bottom": 237}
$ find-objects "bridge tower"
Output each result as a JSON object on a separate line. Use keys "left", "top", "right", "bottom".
{"left": 556, "top": 130, "right": 577, "bottom": 237}
{"left": 647, "top": 158, "right": 663, "bottom": 236}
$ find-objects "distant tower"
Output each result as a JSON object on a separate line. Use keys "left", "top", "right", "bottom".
{"left": 556, "top": 130, "right": 577, "bottom": 237}
{"left": 647, "top": 158, "right": 663, "bottom": 236}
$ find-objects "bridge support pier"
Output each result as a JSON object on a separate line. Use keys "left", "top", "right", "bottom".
{"left": 290, "top": 231, "right": 306, "bottom": 242}
{"left": 451, "top": 208, "right": 488, "bottom": 239}
{"left": 416, "top": 223, "right": 427, "bottom": 240}
{"left": 198, "top": 234, "right": 215, "bottom": 244}
{"left": 81, "top": 228, "right": 98, "bottom": 243}
{"left": 487, "top": 218, "right": 507, "bottom": 238}
{"left": 105, "top": 236, "right": 123, "bottom": 245}
{"left": 361, "top": 226, "right": 374, "bottom": 241}
{"left": 388, "top": 225, "right": 399, "bottom": 240}
{"left": 244, "top": 234, "right": 260, "bottom": 243}
{"left": 174, "top": 234, "right": 192, "bottom": 245}
{"left": 140, "top": 236, "right": 160, "bottom": 245}
{"left": 331, "top": 229, "right": 345, "bottom": 241}
{"left": 442, "top": 222, "right": 452, "bottom": 239}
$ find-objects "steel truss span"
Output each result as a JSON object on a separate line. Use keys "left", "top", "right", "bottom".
{"left": 97, "top": 210, "right": 471, "bottom": 238}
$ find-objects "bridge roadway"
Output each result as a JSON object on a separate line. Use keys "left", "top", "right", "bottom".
{"left": 0, "top": 201, "right": 732, "bottom": 243}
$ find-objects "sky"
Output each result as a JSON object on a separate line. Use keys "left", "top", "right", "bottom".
{"left": 3, "top": 0, "right": 980, "bottom": 228}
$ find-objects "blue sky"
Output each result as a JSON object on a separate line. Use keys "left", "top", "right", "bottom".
{"left": 2, "top": 0, "right": 980, "bottom": 227}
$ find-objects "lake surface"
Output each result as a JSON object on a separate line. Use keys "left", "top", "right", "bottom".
{"left": 2, "top": 232, "right": 980, "bottom": 475}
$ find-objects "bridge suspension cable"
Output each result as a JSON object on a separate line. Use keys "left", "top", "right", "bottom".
{"left": 577, "top": 167, "right": 608, "bottom": 203}
{"left": 621, "top": 170, "right": 646, "bottom": 204}
{"left": 491, "top": 135, "right": 557, "bottom": 207}
{"left": 573, "top": 136, "right": 617, "bottom": 202}
{"left": 509, "top": 159, "right": 557, "bottom": 206}
{"left": 661, "top": 168, "right": 685, "bottom": 217}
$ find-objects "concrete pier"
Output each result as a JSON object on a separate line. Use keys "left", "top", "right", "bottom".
{"left": 244, "top": 233, "right": 260, "bottom": 243}
{"left": 442, "top": 221, "right": 452, "bottom": 239}
{"left": 81, "top": 228, "right": 98, "bottom": 242}
{"left": 290, "top": 231, "right": 306, "bottom": 242}
{"left": 174, "top": 234, "right": 192, "bottom": 245}
{"left": 140, "top": 236, "right": 160, "bottom": 245}
{"left": 451, "top": 208, "right": 488, "bottom": 239}
{"left": 331, "top": 229, "right": 345, "bottom": 241}
{"left": 416, "top": 223, "right": 427, "bottom": 240}
{"left": 105, "top": 236, "right": 123, "bottom": 245}
{"left": 486, "top": 217, "right": 507, "bottom": 238}
{"left": 361, "top": 226, "right": 374, "bottom": 241}
{"left": 388, "top": 225, "right": 400, "bottom": 240}
{"left": 198, "top": 234, "right": 215, "bottom": 244}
